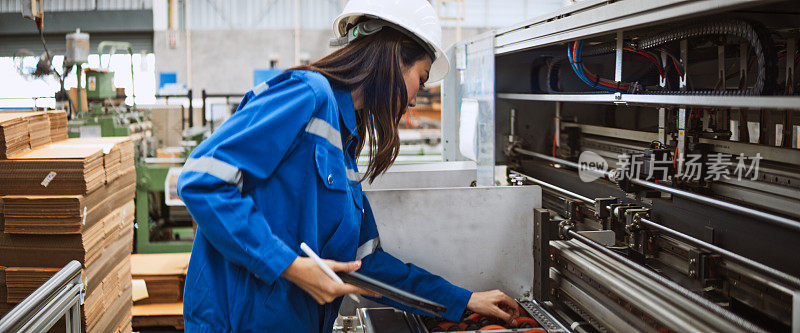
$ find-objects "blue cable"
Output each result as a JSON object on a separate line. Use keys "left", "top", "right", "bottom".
{"left": 569, "top": 40, "right": 622, "bottom": 93}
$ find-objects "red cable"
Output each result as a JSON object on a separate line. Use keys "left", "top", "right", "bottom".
{"left": 673, "top": 143, "right": 679, "bottom": 171}
{"left": 552, "top": 131, "right": 557, "bottom": 157}
{"left": 624, "top": 47, "right": 665, "bottom": 78}
{"left": 572, "top": 41, "right": 633, "bottom": 91}
{"left": 673, "top": 58, "right": 683, "bottom": 76}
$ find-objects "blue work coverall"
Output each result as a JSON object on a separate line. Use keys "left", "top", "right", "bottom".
{"left": 177, "top": 70, "right": 472, "bottom": 332}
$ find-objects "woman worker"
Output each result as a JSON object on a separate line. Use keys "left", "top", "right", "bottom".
{"left": 177, "top": 0, "right": 519, "bottom": 331}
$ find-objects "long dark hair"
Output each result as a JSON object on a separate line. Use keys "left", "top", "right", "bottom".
{"left": 291, "top": 27, "right": 429, "bottom": 183}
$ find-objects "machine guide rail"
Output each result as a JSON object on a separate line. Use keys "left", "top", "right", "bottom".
{"left": 514, "top": 167, "right": 800, "bottom": 331}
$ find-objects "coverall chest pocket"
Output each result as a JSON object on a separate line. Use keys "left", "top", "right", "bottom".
{"left": 315, "top": 143, "right": 365, "bottom": 260}
{"left": 314, "top": 143, "right": 350, "bottom": 236}
{"left": 314, "top": 143, "right": 348, "bottom": 192}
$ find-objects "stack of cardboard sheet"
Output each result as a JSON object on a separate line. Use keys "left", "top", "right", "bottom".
{"left": 1, "top": 169, "right": 135, "bottom": 234}
{"left": 0, "top": 113, "right": 31, "bottom": 158}
{"left": 0, "top": 135, "right": 136, "bottom": 333}
{"left": 3, "top": 267, "right": 59, "bottom": 303}
{"left": 0, "top": 145, "right": 105, "bottom": 196}
{"left": 0, "top": 202, "right": 135, "bottom": 332}
{"left": 131, "top": 253, "right": 189, "bottom": 304}
{"left": 26, "top": 112, "right": 51, "bottom": 149}
{"left": 131, "top": 253, "right": 190, "bottom": 330}
{"left": 64, "top": 137, "right": 135, "bottom": 184}
{"left": 132, "top": 302, "right": 184, "bottom": 330}
{"left": 0, "top": 267, "right": 12, "bottom": 317}
{"left": 46, "top": 110, "right": 68, "bottom": 142}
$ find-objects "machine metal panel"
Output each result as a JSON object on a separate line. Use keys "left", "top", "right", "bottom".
{"left": 464, "top": 32, "right": 497, "bottom": 186}
{"left": 365, "top": 186, "right": 541, "bottom": 299}
{"left": 361, "top": 161, "right": 476, "bottom": 190}
{"left": 494, "top": 0, "right": 780, "bottom": 54}
{"left": 443, "top": 32, "right": 497, "bottom": 185}
{"left": 441, "top": 45, "right": 465, "bottom": 163}
{"left": 498, "top": 93, "right": 800, "bottom": 110}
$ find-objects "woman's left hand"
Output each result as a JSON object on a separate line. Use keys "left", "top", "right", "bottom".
{"left": 466, "top": 289, "right": 520, "bottom": 324}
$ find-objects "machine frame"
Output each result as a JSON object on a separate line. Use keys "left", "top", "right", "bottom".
{"left": 443, "top": 0, "right": 800, "bottom": 331}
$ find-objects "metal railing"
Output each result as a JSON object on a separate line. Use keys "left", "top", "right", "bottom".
{"left": 0, "top": 261, "right": 84, "bottom": 333}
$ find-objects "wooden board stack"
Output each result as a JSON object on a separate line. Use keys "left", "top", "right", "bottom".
{"left": 131, "top": 253, "right": 190, "bottom": 330}
{"left": 0, "top": 126, "right": 136, "bottom": 332}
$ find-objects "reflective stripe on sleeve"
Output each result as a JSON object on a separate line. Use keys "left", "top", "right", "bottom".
{"left": 252, "top": 81, "right": 269, "bottom": 95}
{"left": 305, "top": 117, "right": 343, "bottom": 150}
{"left": 355, "top": 237, "right": 380, "bottom": 260}
{"left": 183, "top": 156, "right": 243, "bottom": 191}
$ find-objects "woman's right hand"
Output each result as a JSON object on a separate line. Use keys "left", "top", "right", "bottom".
{"left": 281, "top": 257, "right": 380, "bottom": 304}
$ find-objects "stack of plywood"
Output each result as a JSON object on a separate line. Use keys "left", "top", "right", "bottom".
{"left": 131, "top": 253, "right": 190, "bottom": 330}
{"left": 0, "top": 113, "right": 31, "bottom": 158}
{"left": 0, "top": 135, "right": 136, "bottom": 333}
{"left": 47, "top": 110, "right": 69, "bottom": 142}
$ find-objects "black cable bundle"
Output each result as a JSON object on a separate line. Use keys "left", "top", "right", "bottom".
{"left": 534, "top": 19, "right": 777, "bottom": 95}
{"left": 636, "top": 19, "right": 778, "bottom": 95}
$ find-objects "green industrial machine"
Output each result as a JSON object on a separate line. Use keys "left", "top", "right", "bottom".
{"left": 67, "top": 40, "right": 150, "bottom": 142}
{"left": 134, "top": 125, "right": 207, "bottom": 253}
{"left": 135, "top": 162, "right": 194, "bottom": 253}
{"left": 84, "top": 69, "right": 116, "bottom": 99}
{"left": 67, "top": 105, "right": 150, "bottom": 139}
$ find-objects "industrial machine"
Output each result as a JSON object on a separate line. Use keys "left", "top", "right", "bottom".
{"left": 134, "top": 126, "right": 206, "bottom": 254}
{"left": 340, "top": 0, "right": 800, "bottom": 332}
{"left": 454, "top": 0, "right": 800, "bottom": 332}
{"left": 66, "top": 38, "right": 153, "bottom": 157}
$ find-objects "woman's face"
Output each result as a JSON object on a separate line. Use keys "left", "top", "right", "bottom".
{"left": 402, "top": 56, "right": 433, "bottom": 108}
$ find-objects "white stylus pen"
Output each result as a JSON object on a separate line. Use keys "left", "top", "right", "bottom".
{"left": 299, "top": 242, "right": 360, "bottom": 302}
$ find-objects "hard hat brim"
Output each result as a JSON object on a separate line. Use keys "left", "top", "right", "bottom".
{"left": 427, "top": 49, "right": 450, "bottom": 84}
{"left": 333, "top": 13, "right": 450, "bottom": 84}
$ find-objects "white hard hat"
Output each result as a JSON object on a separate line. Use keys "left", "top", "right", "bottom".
{"left": 332, "top": 0, "right": 449, "bottom": 83}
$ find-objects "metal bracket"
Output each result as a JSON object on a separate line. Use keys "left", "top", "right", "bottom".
{"left": 677, "top": 107, "right": 687, "bottom": 175}
{"left": 564, "top": 199, "right": 585, "bottom": 223}
{"left": 509, "top": 173, "right": 525, "bottom": 186}
{"left": 608, "top": 203, "right": 635, "bottom": 241}
{"left": 594, "top": 197, "right": 619, "bottom": 220}
{"left": 615, "top": 31, "right": 623, "bottom": 85}
{"left": 688, "top": 249, "right": 702, "bottom": 279}
{"left": 739, "top": 43, "right": 748, "bottom": 89}
{"left": 659, "top": 50, "right": 668, "bottom": 88}
{"left": 533, "top": 208, "right": 554, "bottom": 302}
{"left": 718, "top": 45, "right": 726, "bottom": 92}
{"left": 624, "top": 209, "right": 652, "bottom": 254}
{"left": 558, "top": 219, "right": 575, "bottom": 240}
{"left": 658, "top": 107, "right": 667, "bottom": 145}
{"left": 679, "top": 39, "right": 688, "bottom": 89}
{"left": 787, "top": 38, "right": 796, "bottom": 95}
{"left": 505, "top": 108, "right": 522, "bottom": 158}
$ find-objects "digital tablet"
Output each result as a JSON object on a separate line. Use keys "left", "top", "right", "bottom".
{"left": 337, "top": 271, "right": 448, "bottom": 315}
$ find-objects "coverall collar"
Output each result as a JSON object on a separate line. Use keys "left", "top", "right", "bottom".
{"left": 333, "top": 89, "right": 357, "bottom": 137}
